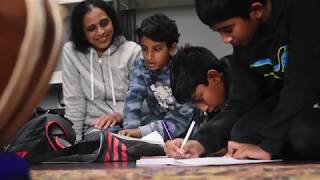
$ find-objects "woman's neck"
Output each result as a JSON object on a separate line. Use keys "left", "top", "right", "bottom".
{"left": 97, "top": 50, "right": 104, "bottom": 58}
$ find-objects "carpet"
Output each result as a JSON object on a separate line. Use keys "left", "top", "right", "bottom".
{"left": 32, "top": 162, "right": 320, "bottom": 180}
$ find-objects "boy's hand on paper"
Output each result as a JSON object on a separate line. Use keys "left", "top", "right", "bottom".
{"left": 225, "top": 141, "right": 271, "bottom": 160}
{"left": 118, "top": 128, "right": 142, "bottom": 138}
{"left": 180, "top": 140, "right": 205, "bottom": 159}
{"left": 164, "top": 138, "right": 183, "bottom": 158}
{"left": 92, "top": 112, "right": 122, "bottom": 129}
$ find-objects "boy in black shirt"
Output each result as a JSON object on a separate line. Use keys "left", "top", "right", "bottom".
{"left": 166, "top": 0, "right": 320, "bottom": 160}
{"left": 164, "top": 46, "right": 231, "bottom": 158}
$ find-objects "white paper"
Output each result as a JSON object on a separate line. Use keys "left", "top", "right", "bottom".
{"left": 112, "top": 131, "right": 164, "bottom": 146}
{"left": 141, "top": 131, "right": 165, "bottom": 145}
{"left": 136, "top": 157, "right": 282, "bottom": 166}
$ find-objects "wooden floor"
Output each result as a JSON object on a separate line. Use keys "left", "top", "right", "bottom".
{"left": 31, "top": 161, "right": 320, "bottom": 179}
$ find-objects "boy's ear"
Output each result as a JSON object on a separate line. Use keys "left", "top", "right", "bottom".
{"left": 207, "top": 70, "right": 223, "bottom": 84}
{"left": 169, "top": 42, "right": 177, "bottom": 55}
{"left": 249, "top": 1, "right": 265, "bottom": 22}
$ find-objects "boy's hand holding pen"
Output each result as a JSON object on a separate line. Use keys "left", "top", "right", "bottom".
{"left": 163, "top": 121, "right": 203, "bottom": 159}
{"left": 164, "top": 138, "right": 184, "bottom": 158}
{"left": 162, "top": 121, "right": 185, "bottom": 158}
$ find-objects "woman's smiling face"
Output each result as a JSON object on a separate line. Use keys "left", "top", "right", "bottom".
{"left": 83, "top": 7, "right": 114, "bottom": 53}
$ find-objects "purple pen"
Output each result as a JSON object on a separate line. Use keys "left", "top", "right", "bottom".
{"left": 161, "top": 121, "right": 173, "bottom": 141}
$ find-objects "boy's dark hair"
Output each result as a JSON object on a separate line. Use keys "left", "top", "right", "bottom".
{"left": 194, "top": 0, "right": 266, "bottom": 26}
{"left": 70, "top": 0, "right": 121, "bottom": 53}
{"left": 137, "top": 13, "right": 180, "bottom": 47}
{"left": 171, "top": 45, "right": 223, "bottom": 104}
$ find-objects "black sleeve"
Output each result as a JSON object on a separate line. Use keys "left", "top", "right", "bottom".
{"left": 196, "top": 52, "right": 267, "bottom": 153}
{"left": 259, "top": 0, "right": 320, "bottom": 157}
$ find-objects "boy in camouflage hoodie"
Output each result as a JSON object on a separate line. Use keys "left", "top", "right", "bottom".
{"left": 119, "top": 14, "right": 204, "bottom": 141}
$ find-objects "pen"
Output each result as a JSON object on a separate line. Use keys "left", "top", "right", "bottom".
{"left": 180, "top": 121, "right": 196, "bottom": 150}
{"left": 161, "top": 121, "right": 173, "bottom": 141}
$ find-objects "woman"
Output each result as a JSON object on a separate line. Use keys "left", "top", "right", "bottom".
{"left": 62, "top": 0, "right": 141, "bottom": 142}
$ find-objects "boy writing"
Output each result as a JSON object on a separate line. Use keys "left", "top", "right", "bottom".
{"left": 164, "top": 45, "right": 231, "bottom": 158}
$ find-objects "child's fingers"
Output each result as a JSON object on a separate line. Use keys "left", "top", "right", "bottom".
{"left": 173, "top": 139, "right": 183, "bottom": 147}
{"left": 173, "top": 144, "right": 181, "bottom": 153}
{"left": 164, "top": 141, "right": 180, "bottom": 158}
{"left": 118, "top": 130, "right": 126, "bottom": 136}
{"left": 225, "top": 141, "right": 239, "bottom": 157}
{"left": 183, "top": 152, "right": 191, "bottom": 159}
{"left": 232, "top": 148, "right": 247, "bottom": 159}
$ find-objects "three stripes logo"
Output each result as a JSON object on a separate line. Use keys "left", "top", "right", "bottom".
{"left": 103, "top": 133, "right": 128, "bottom": 162}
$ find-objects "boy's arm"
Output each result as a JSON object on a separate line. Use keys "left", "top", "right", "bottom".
{"left": 123, "top": 60, "right": 147, "bottom": 129}
{"left": 259, "top": 0, "right": 320, "bottom": 157}
{"left": 138, "top": 103, "right": 194, "bottom": 139}
{"left": 196, "top": 99, "right": 250, "bottom": 153}
{"left": 196, "top": 53, "right": 266, "bottom": 153}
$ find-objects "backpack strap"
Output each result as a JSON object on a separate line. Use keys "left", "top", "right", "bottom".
{"left": 44, "top": 114, "right": 75, "bottom": 141}
{"left": 45, "top": 119, "right": 73, "bottom": 151}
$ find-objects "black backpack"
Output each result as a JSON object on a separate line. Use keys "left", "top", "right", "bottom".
{"left": 3, "top": 113, "right": 76, "bottom": 159}
{"left": 4, "top": 113, "right": 165, "bottom": 164}
{"left": 24, "top": 130, "right": 165, "bottom": 164}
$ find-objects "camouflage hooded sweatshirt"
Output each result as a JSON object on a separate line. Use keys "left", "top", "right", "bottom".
{"left": 123, "top": 58, "right": 205, "bottom": 140}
